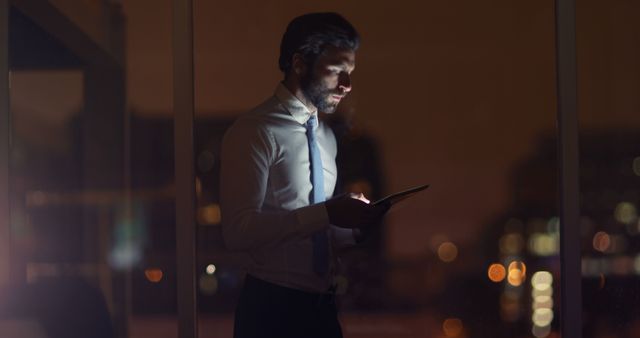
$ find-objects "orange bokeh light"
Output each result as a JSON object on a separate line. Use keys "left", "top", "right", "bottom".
{"left": 443, "top": 318, "right": 463, "bottom": 337}
{"left": 592, "top": 231, "right": 611, "bottom": 252}
{"left": 144, "top": 268, "right": 163, "bottom": 283}
{"left": 507, "top": 261, "right": 526, "bottom": 286}
{"left": 488, "top": 263, "right": 506, "bottom": 282}
{"left": 508, "top": 261, "right": 526, "bottom": 277}
{"left": 508, "top": 269, "right": 523, "bottom": 286}
{"left": 438, "top": 242, "right": 458, "bottom": 262}
{"left": 599, "top": 273, "right": 606, "bottom": 289}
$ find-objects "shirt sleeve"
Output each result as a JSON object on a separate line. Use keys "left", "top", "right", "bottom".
{"left": 220, "top": 118, "right": 330, "bottom": 251}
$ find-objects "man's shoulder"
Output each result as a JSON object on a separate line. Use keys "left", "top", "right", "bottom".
{"left": 225, "top": 96, "right": 289, "bottom": 138}
{"left": 232, "top": 96, "right": 293, "bottom": 129}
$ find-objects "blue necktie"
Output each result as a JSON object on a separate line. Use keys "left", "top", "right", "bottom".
{"left": 306, "top": 115, "right": 329, "bottom": 276}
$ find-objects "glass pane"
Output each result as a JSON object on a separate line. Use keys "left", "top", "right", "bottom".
{"left": 121, "top": 0, "right": 179, "bottom": 337}
{"left": 194, "top": 2, "right": 559, "bottom": 337}
{"left": 1, "top": 2, "right": 177, "bottom": 338}
{"left": 577, "top": 1, "right": 640, "bottom": 337}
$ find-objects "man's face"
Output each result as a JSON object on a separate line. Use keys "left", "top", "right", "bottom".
{"left": 300, "top": 46, "right": 356, "bottom": 114}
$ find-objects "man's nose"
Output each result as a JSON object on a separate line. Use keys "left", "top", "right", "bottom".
{"left": 338, "top": 73, "right": 352, "bottom": 93}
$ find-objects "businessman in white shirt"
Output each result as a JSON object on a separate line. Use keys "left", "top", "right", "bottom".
{"left": 221, "top": 12, "right": 389, "bottom": 338}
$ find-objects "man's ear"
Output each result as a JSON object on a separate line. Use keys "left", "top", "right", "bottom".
{"left": 292, "top": 53, "right": 307, "bottom": 76}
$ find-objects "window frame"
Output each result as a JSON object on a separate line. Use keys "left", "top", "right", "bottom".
{"left": 555, "top": 0, "right": 582, "bottom": 337}
{"left": 0, "top": 0, "right": 10, "bottom": 290}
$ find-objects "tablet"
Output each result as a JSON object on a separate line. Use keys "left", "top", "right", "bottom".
{"left": 372, "top": 184, "right": 430, "bottom": 206}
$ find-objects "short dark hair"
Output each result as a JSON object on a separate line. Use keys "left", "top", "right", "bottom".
{"left": 278, "top": 12, "right": 360, "bottom": 74}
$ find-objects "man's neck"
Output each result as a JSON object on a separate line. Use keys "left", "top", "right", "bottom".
{"left": 282, "top": 78, "right": 317, "bottom": 113}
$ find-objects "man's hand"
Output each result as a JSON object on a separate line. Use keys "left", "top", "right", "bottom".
{"left": 325, "top": 193, "right": 390, "bottom": 230}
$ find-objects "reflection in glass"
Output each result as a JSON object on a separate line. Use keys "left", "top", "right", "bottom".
{"left": 2, "top": 2, "right": 178, "bottom": 338}
{"left": 578, "top": 1, "right": 640, "bottom": 337}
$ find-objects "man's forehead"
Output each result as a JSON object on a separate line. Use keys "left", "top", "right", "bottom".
{"left": 319, "top": 45, "right": 356, "bottom": 66}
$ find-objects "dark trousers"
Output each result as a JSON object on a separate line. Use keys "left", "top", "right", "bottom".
{"left": 233, "top": 274, "right": 343, "bottom": 338}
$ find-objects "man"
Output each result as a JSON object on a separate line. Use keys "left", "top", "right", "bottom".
{"left": 220, "top": 12, "right": 388, "bottom": 338}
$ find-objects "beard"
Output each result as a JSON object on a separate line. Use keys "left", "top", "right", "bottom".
{"left": 300, "top": 71, "right": 341, "bottom": 114}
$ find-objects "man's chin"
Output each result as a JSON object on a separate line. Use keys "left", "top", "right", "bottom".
{"left": 318, "top": 102, "right": 339, "bottom": 114}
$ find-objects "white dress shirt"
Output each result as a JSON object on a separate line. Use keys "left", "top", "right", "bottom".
{"left": 220, "top": 83, "right": 355, "bottom": 293}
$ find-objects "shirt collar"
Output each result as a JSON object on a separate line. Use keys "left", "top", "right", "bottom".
{"left": 274, "top": 83, "right": 317, "bottom": 125}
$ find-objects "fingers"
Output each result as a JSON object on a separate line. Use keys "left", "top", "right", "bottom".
{"left": 326, "top": 194, "right": 389, "bottom": 229}
{"left": 349, "top": 192, "right": 370, "bottom": 204}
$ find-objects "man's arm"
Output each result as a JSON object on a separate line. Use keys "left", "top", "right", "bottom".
{"left": 221, "top": 119, "right": 388, "bottom": 251}
{"left": 220, "top": 119, "right": 329, "bottom": 251}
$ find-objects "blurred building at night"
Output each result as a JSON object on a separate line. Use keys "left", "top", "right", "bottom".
{"left": 10, "top": 109, "right": 640, "bottom": 338}
{"left": 480, "top": 131, "right": 640, "bottom": 338}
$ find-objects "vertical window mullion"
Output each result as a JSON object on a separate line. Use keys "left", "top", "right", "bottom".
{"left": 173, "top": 0, "right": 198, "bottom": 337}
{"left": 0, "top": 0, "right": 10, "bottom": 289}
{"left": 555, "top": 0, "right": 582, "bottom": 337}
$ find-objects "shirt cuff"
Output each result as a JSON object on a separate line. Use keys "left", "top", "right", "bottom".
{"left": 294, "top": 202, "right": 330, "bottom": 234}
